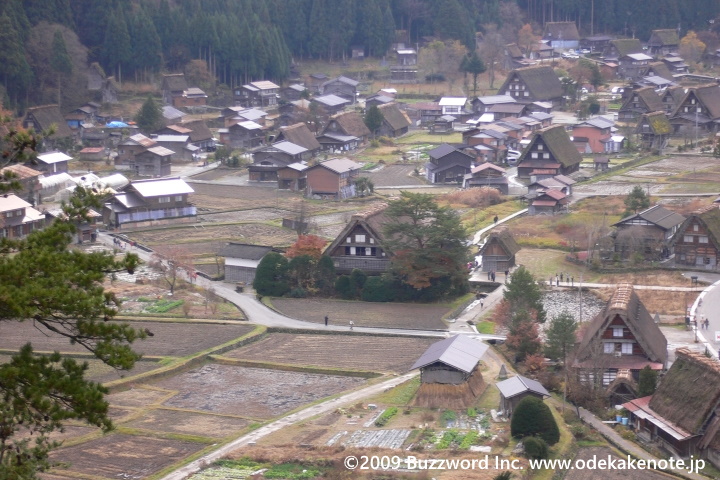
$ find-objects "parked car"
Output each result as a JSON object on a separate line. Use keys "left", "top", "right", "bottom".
{"left": 506, "top": 149, "right": 521, "bottom": 164}
{"left": 611, "top": 86, "right": 625, "bottom": 94}
{"left": 562, "top": 52, "right": 579, "bottom": 59}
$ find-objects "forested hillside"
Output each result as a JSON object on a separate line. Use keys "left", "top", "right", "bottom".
{"left": 0, "top": 0, "right": 718, "bottom": 110}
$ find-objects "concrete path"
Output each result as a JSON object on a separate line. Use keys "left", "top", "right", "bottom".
{"left": 159, "top": 371, "right": 419, "bottom": 480}
{"left": 543, "top": 280, "right": 705, "bottom": 292}
{"left": 472, "top": 209, "right": 528, "bottom": 245}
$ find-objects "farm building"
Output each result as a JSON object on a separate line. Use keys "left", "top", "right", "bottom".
{"left": 219, "top": 243, "right": 278, "bottom": 284}
{"left": 410, "top": 335, "right": 489, "bottom": 409}
{"left": 478, "top": 229, "right": 520, "bottom": 272}
{"left": 573, "top": 283, "right": 667, "bottom": 404}
{"left": 496, "top": 375, "right": 550, "bottom": 417}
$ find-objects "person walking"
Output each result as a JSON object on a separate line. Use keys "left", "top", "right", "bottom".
{"left": 349, "top": 321, "right": 354, "bottom": 330}
{"left": 324, "top": 315, "right": 329, "bottom": 326}
{"left": 706, "top": 319, "right": 710, "bottom": 330}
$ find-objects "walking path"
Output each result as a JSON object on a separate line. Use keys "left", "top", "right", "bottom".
{"left": 543, "top": 280, "right": 705, "bottom": 292}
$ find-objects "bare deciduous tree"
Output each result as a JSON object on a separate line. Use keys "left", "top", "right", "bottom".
{"left": 149, "top": 245, "right": 193, "bottom": 295}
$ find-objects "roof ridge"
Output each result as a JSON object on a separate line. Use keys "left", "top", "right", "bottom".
{"left": 676, "top": 347, "right": 720, "bottom": 374}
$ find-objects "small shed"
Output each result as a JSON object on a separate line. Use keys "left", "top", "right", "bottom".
{"left": 594, "top": 156, "right": 610, "bottom": 171}
{"left": 495, "top": 375, "right": 550, "bottom": 416}
{"left": 478, "top": 229, "right": 520, "bottom": 272}
{"left": 219, "top": 243, "right": 275, "bottom": 284}
{"left": 410, "top": 335, "right": 489, "bottom": 409}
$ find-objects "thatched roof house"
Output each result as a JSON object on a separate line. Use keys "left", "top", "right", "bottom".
{"left": 478, "top": 229, "right": 520, "bottom": 272}
{"left": 622, "top": 348, "right": 720, "bottom": 460}
{"left": 516, "top": 125, "right": 582, "bottom": 178}
{"left": 411, "top": 335, "right": 489, "bottom": 409}
{"left": 497, "top": 65, "right": 564, "bottom": 106}
{"left": 276, "top": 123, "right": 321, "bottom": 154}
{"left": 670, "top": 204, "right": 720, "bottom": 269}
{"left": 321, "top": 111, "right": 371, "bottom": 143}
{"left": 574, "top": 284, "right": 667, "bottom": 404}
{"left": 619, "top": 87, "right": 665, "bottom": 122}
{"left": 377, "top": 103, "right": 411, "bottom": 137}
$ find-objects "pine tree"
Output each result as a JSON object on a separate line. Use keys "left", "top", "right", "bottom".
{"left": 135, "top": 95, "right": 162, "bottom": 132}
{"left": 511, "top": 396, "right": 560, "bottom": 445}
{"left": 0, "top": 13, "right": 32, "bottom": 104}
{"left": 503, "top": 266, "right": 546, "bottom": 323}
{"left": 460, "top": 50, "right": 486, "bottom": 97}
{"left": 101, "top": 6, "right": 131, "bottom": 82}
{"left": 253, "top": 252, "right": 290, "bottom": 297}
{"left": 50, "top": 30, "right": 72, "bottom": 107}
{"left": 364, "top": 105, "right": 384, "bottom": 137}
{"left": 129, "top": 6, "right": 162, "bottom": 82}
{"left": 638, "top": 365, "right": 658, "bottom": 397}
{"left": 623, "top": 185, "right": 650, "bottom": 217}
{"left": 544, "top": 311, "right": 577, "bottom": 361}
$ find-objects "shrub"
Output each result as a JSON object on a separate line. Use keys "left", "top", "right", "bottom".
{"left": 467, "top": 407, "right": 477, "bottom": 418}
{"left": 145, "top": 299, "right": 183, "bottom": 313}
{"left": 443, "top": 188, "right": 503, "bottom": 208}
{"left": 441, "top": 410, "right": 457, "bottom": 424}
{"left": 511, "top": 396, "right": 560, "bottom": 445}
{"left": 425, "top": 73, "right": 446, "bottom": 82}
{"left": 459, "top": 430, "right": 478, "bottom": 449}
{"left": 334, "top": 275, "right": 353, "bottom": 299}
{"left": 361, "top": 276, "right": 394, "bottom": 302}
{"left": 378, "top": 136, "right": 394, "bottom": 146}
{"left": 287, "top": 287, "right": 307, "bottom": 298}
{"left": 522, "top": 436, "right": 549, "bottom": 459}
{"left": 375, "top": 407, "right": 398, "bottom": 427}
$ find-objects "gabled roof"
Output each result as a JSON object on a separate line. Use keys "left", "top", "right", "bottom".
{"left": 439, "top": 97, "right": 467, "bottom": 107}
{"left": 505, "top": 43, "right": 524, "bottom": 58}
{"left": 621, "top": 87, "right": 664, "bottom": 113}
{"left": 644, "top": 62, "right": 674, "bottom": 81}
{"left": 500, "top": 66, "right": 563, "bottom": 101}
{"left": 278, "top": 123, "right": 321, "bottom": 151}
{"left": 126, "top": 133, "right": 157, "bottom": 147}
{"left": 0, "top": 164, "right": 42, "bottom": 180}
{"left": 324, "top": 111, "right": 371, "bottom": 138}
{"left": 626, "top": 53, "right": 653, "bottom": 61}
{"left": 218, "top": 242, "right": 274, "bottom": 261}
{"left": 622, "top": 395, "right": 694, "bottom": 442}
{"left": 543, "top": 21, "right": 580, "bottom": 41}
{"left": 0, "top": 193, "right": 32, "bottom": 212}
{"left": 496, "top": 375, "right": 550, "bottom": 399}
{"left": 162, "top": 105, "right": 186, "bottom": 121}
{"left": 479, "top": 229, "right": 520, "bottom": 257}
{"left": 649, "top": 29, "right": 679, "bottom": 46}
{"left": 635, "top": 112, "right": 671, "bottom": 135}
{"left": 180, "top": 120, "right": 213, "bottom": 143}
{"left": 609, "top": 38, "right": 643, "bottom": 57}
{"left": 613, "top": 204, "right": 685, "bottom": 230}
{"left": 270, "top": 141, "right": 307, "bottom": 156}
{"left": 246, "top": 80, "right": 280, "bottom": 90}
{"left": 37, "top": 151, "right": 72, "bottom": 164}
{"left": 164, "top": 124, "right": 192, "bottom": 134}
{"left": 428, "top": 143, "right": 473, "bottom": 161}
{"left": 162, "top": 74, "right": 188, "bottom": 92}
{"left": 145, "top": 146, "right": 174, "bottom": 157}
{"left": 692, "top": 85, "right": 720, "bottom": 120}
{"left": 646, "top": 348, "right": 720, "bottom": 443}
{"left": 323, "top": 75, "right": 359, "bottom": 88}
{"left": 314, "top": 94, "right": 351, "bottom": 107}
{"left": 232, "top": 120, "right": 263, "bottom": 131}
{"left": 312, "top": 157, "right": 361, "bottom": 174}
{"left": 470, "top": 162, "right": 506, "bottom": 174}
{"left": 324, "top": 203, "right": 390, "bottom": 254}
{"left": 575, "top": 284, "right": 667, "bottom": 365}
{"left": 475, "top": 95, "right": 517, "bottom": 106}
{"left": 129, "top": 177, "right": 194, "bottom": 198}
{"left": 378, "top": 103, "right": 411, "bottom": 131}
{"left": 488, "top": 103, "right": 526, "bottom": 114}
{"left": 670, "top": 204, "right": 720, "bottom": 249}
{"left": 410, "top": 335, "right": 489, "bottom": 373}
{"left": 576, "top": 116, "right": 614, "bottom": 129}
{"left": 24, "top": 105, "right": 74, "bottom": 139}
{"left": 517, "top": 125, "right": 582, "bottom": 169}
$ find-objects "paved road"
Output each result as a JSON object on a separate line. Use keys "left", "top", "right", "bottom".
{"left": 690, "top": 279, "right": 720, "bottom": 358}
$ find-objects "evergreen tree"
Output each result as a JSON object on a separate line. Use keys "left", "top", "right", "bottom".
{"left": 135, "top": 95, "right": 162, "bottom": 133}
{"left": 623, "top": 185, "right": 650, "bottom": 217}
{"left": 101, "top": 6, "right": 131, "bottom": 82}
{"left": 314, "top": 255, "right": 336, "bottom": 296}
{"left": 364, "top": 105, "right": 384, "bottom": 137}
{"left": 129, "top": 6, "right": 162, "bottom": 81}
{"left": 544, "top": 311, "right": 577, "bottom": 361}
{"left": 460, "top": 50, "right": 486, "bottom": 97}
{"left": 0, "top": 13, "right": 33, "bottom": 104}
{"left": 433, "top": 0, "right": 475, "bottom": 50}
{"left": 253, "top": 252, "right": 290, "bottom": 297}
{"left": 511, "top": 396, "right": 560, "bottom": 445}
{"left": 503, "top": 266, "right": 546, "bottom": 323}
{"left": 50, "top": 30, "right": 72, "bottom": 107}
{"left": 308, "top": 0, "right": 331, "bottom": 59}
{"left": 638, "top": 365, "right": 658, "bottom": 397}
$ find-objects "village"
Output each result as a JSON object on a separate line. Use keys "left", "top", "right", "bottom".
{"left": 6, "top": 2, "right": 720, "bottom": 480}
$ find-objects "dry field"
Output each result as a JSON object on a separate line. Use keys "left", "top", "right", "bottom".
{"left": 0, "top": 320, "right": 254, "bottom": 357}
{"left": 364, "top": 163, "right": 426, "bottom": 187}
{"left": 152, "top": 364, "right": 366, "bottom": 419}
{"left": 124, "top": 409, "right": 251, "bottom": 438}
{"left": 223, "top": 333, "right": 436, "bottom": 373}
{"left": 49, "top": 433, "right": 207, "bottom": 479}
{"left": 269, "top": 298, "right": 451, "bottom": 330}
{"left": 128, "top": 223, "right": 299, "bottom": 249}
{"left": 188, "top": 182, "right": 307, "bottom": 211}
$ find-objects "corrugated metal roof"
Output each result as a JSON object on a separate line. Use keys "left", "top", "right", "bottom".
{"left": 475, "top": 94, "right": 516, "bottom": 105}
{"left": 0, "top": 194, "right": 33, "bottom": 212}
{"left": 130, "top": 177, "right": 194, "bottom": 197}
{"left": 495, "top": 375, "right": 550, "bottom": 399}
{"left": 314, "top": 94, "right": 350, "bottom": 107}
{"left": 410, "top": 335, "right": 489, "bottom": 373}
{"left": 146, "top": 146, "right": 175, "bottom": 156}
{"left": 155, "top": 135, "right": 189, "bottom": 142}
{"left": 272, "top": 141, "right": 308, "bottom": 155}
{"left": 439, "top": 97, "right": 467, "bottom": 106}
{"left": 37, "top": 151, "right": 72, "bottom": 164}
{"left": 236, "top": 121, "right": 263, "bottom": 130}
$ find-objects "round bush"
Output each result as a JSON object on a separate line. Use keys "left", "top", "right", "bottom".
{"left": 523, "top": 436, "right": 549, "bottom": 459}
{"left": 510, "top": 396, "right": 560, "bottom": 445}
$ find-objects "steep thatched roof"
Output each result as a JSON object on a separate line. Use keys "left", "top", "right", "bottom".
{"left": 505, "top": 43, "right": 524, "bottom": 58}
{"left": 649, "top": 29, "right": 679, "bottom": 46}
{"left": 636, "top": 112, "right": 672, "bottom": 135}
{"left": 502, "top": 66, "right": 563, "bottom": 101}
{"left": 644, "top": 62, "right": 674, "bottom": 81}
{"left": 543, "top": 21, "right": 580, "bottom": 41}
{"left": 24, "top": 105, "right": 74, "bottom": 139}
{"left": 479, "top": 229, "right": 520, "bottom": 257}
{"left": 378, "top": 103, "right": 411, "bottom": 131}
{"left": 179, "top": 119, "right": 212, "bottom": 142}
{"left": 576, "top": 284, "right": 667, "bottom": 365}
{"left": 694, "top": 85, "right": 720, "bottom": 120}
{"left": 649, "top": 348, "right": 720, "bottom": 436}
{"left": 670, "top": 204, "right": 720, "bottom": 249}
{"left": 517, "top": 125, "right": 582, "bottom": 169}
{"left": 610, "top": 38, "right": 643, "bottom": 57}
{"left": 621, "top": 87, "right": 665, "bottom": 113}
{"left": 324, "top": 111, "right": 371, "bottom": 138}
{"left": 162, "top": 73, "right": 188, "bottom": 92}
{"left": 323, "top": 203, "right": 391, "bottom": 255}
{"left": 278, "top": 123, "right": 321, "bottom": 151}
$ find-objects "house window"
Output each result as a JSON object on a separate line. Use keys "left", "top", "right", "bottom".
{"left": 706, "top": 257, "right": 711, "bottom": 264}
{"left": 524, "top": 91, "right": 529, "bottom": 97}
{"left": 349, "top": 247, "right": 356, "bottom": 255}
{"left": 158, "top": 196, "right": 170, "bottom": 204}
{"left": 543, "top": 153, "right": 550, "bottom": 159}
{"left": 604, "top": 342, "right": 614, "bottom": 353}
{"left": 537, "top": 144, "right": 543, "bottom": 150}
{"left": 621, "top": 343, "right": 633, "bottom": 354}
{"left": 684, "top": 106, "right": 690, "bottom": 113}
{"left": 694, "top": 224, "right": 699, "bottom": 231}
{"left": 613, "top": 327, "right": 624, "bottom": 337}
{"left": 355, "top": 234, "right": 366, "bottom": 243}
{"left": 346, "top": 237, "right": 351, "bottom": 243}
{"left": 531, "top": 152, "right": 538, "bottom": 159}
{"left": 365, "top": 248, "right": 372, "bottom": 256}
{"left": 602, "top": 370, "right": 617, "bottom": 386}
{"left": 684, "top": 235, "right": 694, "bottom": 242}
{"left": 369, "top": 238, "right": 374, "bottom": 244}
{"left": 175, "top": 195, "right": 183, "bottom": 202}
{"left": 700, "top": 236, "right": 708, "bottom": 244}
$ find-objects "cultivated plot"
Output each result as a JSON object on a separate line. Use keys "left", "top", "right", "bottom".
{"left": 124, "top": 409, "right": 251, "bottom": 438}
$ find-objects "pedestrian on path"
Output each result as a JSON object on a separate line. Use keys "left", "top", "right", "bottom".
{"left": 560, "top": 273, "right": 564, "bottom": 282}
{"left": 571, "top": 277, "right": 574, "bottom": 286}
{"left": 493, "top": 215, "right": 498, "bottom": 224}
{"left": 706, "top": 319, "right": 710, "bottom": 330}
{"left": 349, "top": 321, "right": 354, "bottom": 330}
{"left": 324, "top": 315, "right": 329, "bottom": 326}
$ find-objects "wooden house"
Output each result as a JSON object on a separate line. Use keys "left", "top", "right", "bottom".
{"left": 306, "top": 73, "right": 329, "bottom": 94}
{"left": 573, "top": 284, "right": 667, "bottom": 404}
{"left": 496, "top": 375, "right": 550, "bottom": 417}
{"left": 603, "top": 38, "right": 643, "bottom": 63}
{"left": 527, "top": 175, "right": 575, "bottom": 196}
{"left": 543, "top": 21, "right": 580, "bottom": 50}
{"left": 312, "top": 94, "right": 351, "bottom": 116}
{"left": 669, "top": 84, "right": 720, "bottom": 135}
{"left": 23, "top": 105, "right": 75, "bottom": 148}
{"left": 162, "top": 105, "right": 187, "bottom": 126}
{"left": 671, "top": 204, "right": 720, "bottom": 269}
{"left": 365, "top": 94, "right": 395, "bottom": 109}
{"left": 161, "top": 74, "right": 188, "bottom": 105}
{"left": 504, "top": 43, "right": 535, "bottom": 69}
{"left": 153, "top": 135, "right": 194, "bottom": 162}
{"left": 277, "top": 163, "right": 308, "bottom": 191}
{"left": 0, "top": 164, "right": 42, "bottom": 206}
{"left": 647, "top": 29, "right": 680, "bottom": 56}
{"left": 249, "top": 141, "right": 308, "bottom": 182}
{"left": 529, "top": 189, "right": 569, "bottom": 215}
{"left": 407, "top": 102, "right": 442, "bottom": 126}
{"left": 174, "top": 87, "right": 208, "bottom": 109}
{"left": 430, "top": 115, "right": 456, "bottom": 134}
{"left": 410, "top": 335, "right": 489, "bottom": 409}
{"left": 321, "top": 111, "right": 371, "bottom": 144}
{"left": 642, "top": 61, "right": 676, "bottom": 82}
{"left": 179, "top": 120, "right": 214, "bottom": 151}
{"left": 497, "top": 66, "right": 564, "bottom": 107}
{"left": 636, "top": 112, "right": 672, "bottom": 151}
{"left": 0, "top": 194, "right": 46, "bottom": 239}
{"left": 516, "top": 125, "right": 582, "bottom": 178}
{"left": 219, "top": 243, "right": 276, "bottom": 283}
{"left": 220, "top": 106, "right": 268, "bottom": 128}
{"left": 618, "top": 87, "right": 665, "bottom": 122}
{"left": 478, "top": 229, "right": 520, "bottom": 272}
{"left": 103, "top": 177, "right": 195, "bottom": 226}
{"left": 235, "top": 80, "right": 280, "bottom": 108}
{"left": 376, "top": 103, "right": 411, "bottom": 137}
{"left": 425, "top": 144, "right": 474, "bottom": 184}
{"left": 661, "top": 85, "right": 685, "bottom": 114}
{"left": 321, "top": 76, "right": 359, "bottom": 104}
{"left": 117, "top": 133, "right": 157, "bottom": 166}
{"left": 131, "top": 146, "right": 173, "bottom": 177}
{"left": 622, "top": 348, "right": 720, "bottom": 462}
{"left": 305, "top": 158, "right": 361, "bottom": 200}
{"left": 225, "top": 121, "right": 264, "bottom": 149}
{"left": 276, "top": 123, "right": 321, "bottom": 156}
{"left": 35, "top": 151, "right": 72, "bottom": 176}
{"left": 438, "top": 97, "right": 467, "bottom": 116}
{"left": 661, "top": 56, "right": 689, "bottom": 74}
{"left": 571, "top": 116, "right": 614, "bottom": 154}
{"left": 612, "top": 205, "right": 685, "bottom": 260}
{"left": 323, "top": 203, "right": 392, "bottom": 275}
{"left": 281, "top": 84, "right": 307, "bottom": 102}
{"left": 463, "top": 163, "right": 508, "bottom": 193}
{"left": 471, "top": 95, "right": 517, "bottom": 115}
{"left": 581, "top": 35, "right": 613, "bottom": 53}
{"left": 78, "top": 147, "right": 106, "bottom": 162}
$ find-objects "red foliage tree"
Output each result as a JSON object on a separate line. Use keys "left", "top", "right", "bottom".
{"left": 285, "top": 235, "right": 327, "bottom": 260}
{"left": 506, "top": 320, "right": 541, "bottom": 361}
